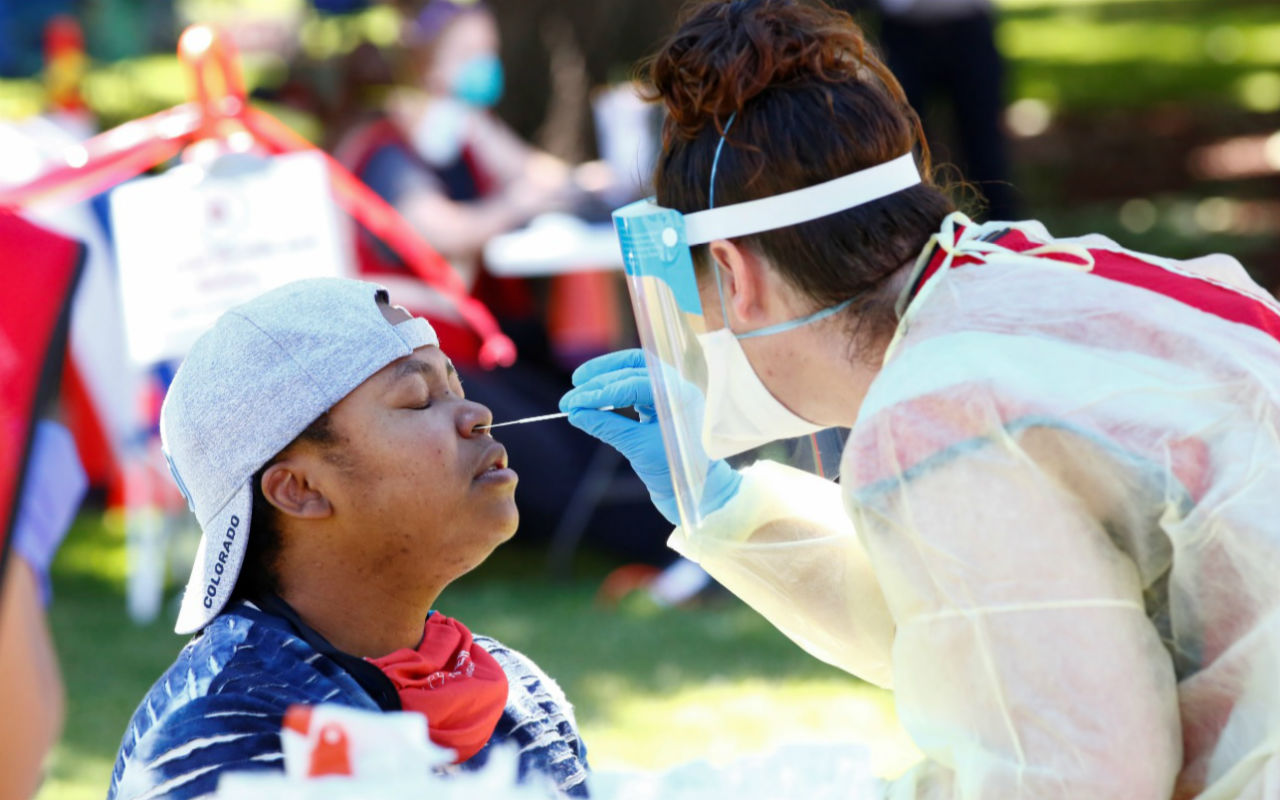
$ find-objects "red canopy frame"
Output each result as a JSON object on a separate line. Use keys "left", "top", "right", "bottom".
{"left": 0, "top": 24, "right": 516, "bottom": 368}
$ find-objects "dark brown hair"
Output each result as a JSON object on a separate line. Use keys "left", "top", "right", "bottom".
{"left": 642, "top": 0, "right": 954, "bottom": 346}
{"left": 233, "top": 290, "right": 390, "bottom": 601}
{"left": 235, "top": 411, "right": 339, "bottom": 600}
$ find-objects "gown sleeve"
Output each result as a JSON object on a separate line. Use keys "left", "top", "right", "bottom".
{"left": 668, "top": 458, "right": 897, "bottom": 689}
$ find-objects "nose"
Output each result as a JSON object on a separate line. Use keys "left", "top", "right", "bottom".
{"left": 460, "top": 400, "right": 494, "bottom": 437}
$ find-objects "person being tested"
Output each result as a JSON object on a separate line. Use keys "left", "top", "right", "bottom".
{"left": 110, "top": 279, "right": 587, "bottom": 799}
{"left": 561, "top": 1, "right": 1280, "bottom": 797}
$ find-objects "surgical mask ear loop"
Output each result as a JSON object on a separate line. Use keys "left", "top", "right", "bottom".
{"left": 705, "top": 111, "right": 855, "bottom": 342}
{"left": 708, "top": 111, "right": 737, "bottom": 328}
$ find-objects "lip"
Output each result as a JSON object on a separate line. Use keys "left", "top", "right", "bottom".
{"left": 473, "top": 441, "right": 514, "bottom": 482}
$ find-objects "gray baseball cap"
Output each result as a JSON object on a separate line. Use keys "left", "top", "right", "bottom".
{"left": 161, "top": 278, "right": 439, "bottom": 634}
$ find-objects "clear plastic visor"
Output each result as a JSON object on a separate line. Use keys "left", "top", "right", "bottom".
{"left": 614, "top": 199, "right": 847, "bottom": 532}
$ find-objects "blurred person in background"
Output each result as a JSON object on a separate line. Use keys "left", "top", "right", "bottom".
{"left": 838, "top": 0, "right": 1017, "bottom": 220}
{"left": 0, "top": 422, "right": 87, "bottom": 800}
{"left": 337, "top": 0, "right": 584, "bottom": 303}
{"left": 109, "top": 279, "right": 587, "bottom": 800}
{"left": 336, "top": 0, "right": 671, "bottom": 563}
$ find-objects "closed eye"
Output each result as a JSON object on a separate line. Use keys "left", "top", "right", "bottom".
{"left": 408, "top": 387, "right": 435, "bottom": 409}
{"left": 391, "top": 356, "right": 460, "bottom": 408}
{"left": 399, "top": 386, "right": 432, "bottom": 410}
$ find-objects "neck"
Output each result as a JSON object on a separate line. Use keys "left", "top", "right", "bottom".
{"left": 769, "top": 279, "right": 906, "bottom": 430}
{"left": 810, "top": 324, "right": 888, "bottom": 429}
{"left": 274, "top": 534, "right": 446, "bottom": 658}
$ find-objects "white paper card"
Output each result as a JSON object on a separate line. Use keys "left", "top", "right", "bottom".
{"left": 112, "top": 149, "right": 351, "bottom": 365}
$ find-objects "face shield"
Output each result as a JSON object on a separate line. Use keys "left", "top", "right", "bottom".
{"left": 611, "top": 152, "right": 920, "bottom": 531}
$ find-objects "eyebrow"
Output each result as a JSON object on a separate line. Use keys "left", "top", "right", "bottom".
{"left": 392, "top": 358, "right": 457, "bottom": 383}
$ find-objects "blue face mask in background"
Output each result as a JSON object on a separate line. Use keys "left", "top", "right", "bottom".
{"left": 452, "top": 54, "right": 505, "bottom": 108}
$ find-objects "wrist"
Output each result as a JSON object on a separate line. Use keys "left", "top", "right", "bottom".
{"left": 647, "top": 487, "right": 680, "bottom": 526}
{"left": 706, "top": 461, "right": 743, "bottom": 500}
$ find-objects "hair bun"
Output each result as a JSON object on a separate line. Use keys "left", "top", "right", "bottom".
{"left": 644, "top": 0, "right": 870, "bottom": 140}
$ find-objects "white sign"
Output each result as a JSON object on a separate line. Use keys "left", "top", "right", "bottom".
{"left": 112, "top": 149, "right": 351, "bottom": 365}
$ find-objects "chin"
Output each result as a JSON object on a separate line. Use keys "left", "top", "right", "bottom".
{"left": 480, "top": 499, "right": 520, "bottom": 544}
{"left": 454, "top": 509, "right": 519, "bottom": 578}
{"left": 496, "top": 505, "right": 519, "bottom": 542}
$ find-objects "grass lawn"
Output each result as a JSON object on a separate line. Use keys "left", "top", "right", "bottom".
{"left": 34, "top": 514, "right": 919, "bottom": 799}
{"left": 999, "top": 0, "right": 1280, "bottom": 111}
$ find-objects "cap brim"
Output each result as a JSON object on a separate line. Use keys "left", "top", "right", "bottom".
{"left": 174, "top": 480, "right": 253, "bottom": 635}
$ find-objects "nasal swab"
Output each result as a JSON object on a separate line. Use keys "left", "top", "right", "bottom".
{"left": 479, "top": 406, "right": 616, "bottom": 431}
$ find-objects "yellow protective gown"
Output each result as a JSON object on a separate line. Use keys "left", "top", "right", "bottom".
{"left": 669, "top": 215, "right": 1280, "bottom": 799}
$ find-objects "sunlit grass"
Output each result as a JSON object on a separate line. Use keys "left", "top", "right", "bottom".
{"left": 0, "top": 51, "right": 289, "bottom": 129}
{"left": 995, "top": 0, "right": 1200, "bottom": 9}
{"left": 35, "top": 749, "right": 115, "bottom": 800}
{"left": 1237, "top": 71, "right": 1280, "bottom": 112}
{"left": 1029, "top": 194, "right": 1280, "bottom": 271}
{"left": 580, "top": 677, "right": 918, "bottom": 777}
{"left": 1000, "top": 19, "right": 1280, "bottom": 68}
{"left": 995, "top": 1, "right": 1280, "bottom": 110}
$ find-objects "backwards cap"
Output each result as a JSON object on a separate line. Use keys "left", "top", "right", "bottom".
{"left": 161, "top": 278, "right": 438, "bottom": 634}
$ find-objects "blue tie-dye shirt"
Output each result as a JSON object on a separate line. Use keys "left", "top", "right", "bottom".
{"left": 107, "top": 599, "right": 588, "bottom": 799}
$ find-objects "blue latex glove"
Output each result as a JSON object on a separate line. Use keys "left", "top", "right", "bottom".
{"left": 560, "top": 349, "right": 741, "bottom": 525}
{"left": 12, "top": 421, "right": 87, "bottom": 606}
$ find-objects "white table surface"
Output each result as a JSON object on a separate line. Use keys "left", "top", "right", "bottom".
{"left": 483, "top": 213, "right": 624, "bottom": 276}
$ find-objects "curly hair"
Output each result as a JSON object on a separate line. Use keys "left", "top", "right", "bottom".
{"left": 641, "top": 0, "right": 955, "bottom": 348}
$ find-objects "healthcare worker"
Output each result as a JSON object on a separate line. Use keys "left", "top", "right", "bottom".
{"left": 560, "top": 1, "right": 1280, "bottom": 797}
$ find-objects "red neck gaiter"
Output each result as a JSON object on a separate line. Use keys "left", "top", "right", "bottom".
{"left": 366, "top": 614, "right": 509, "bottom": 763}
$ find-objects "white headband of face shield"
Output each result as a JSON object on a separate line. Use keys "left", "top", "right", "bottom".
{"left": 683, "top": 151, "right": 922, "bottom": 246}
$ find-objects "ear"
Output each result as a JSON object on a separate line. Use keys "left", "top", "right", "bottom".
{"left": 261, "top": 461, "right": 332, "bottom": 521}
{"left": 707, "top": 239, "right": 768, "bottom": 329}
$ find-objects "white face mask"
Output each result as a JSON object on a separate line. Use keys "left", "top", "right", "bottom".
{"left": 694, "top": 192, "right": 855, "bottom": 460}
{"left": 696, "top": 324, "right": 827, "bottom": 460}
{"left": 410, "top": 97, "right": 469, "bottom": 166}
